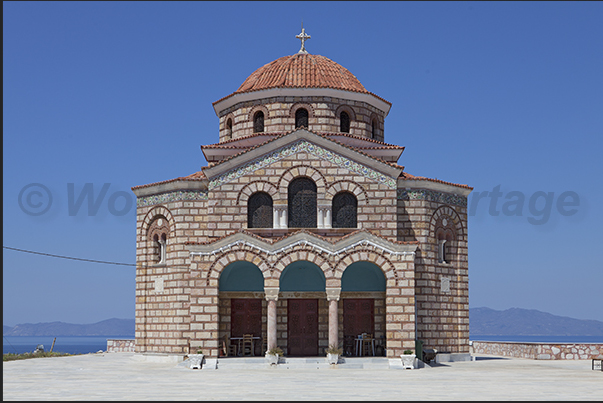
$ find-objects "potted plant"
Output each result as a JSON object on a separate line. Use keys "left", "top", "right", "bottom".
{"left": 325, "top": 344, "right": 342, "bottom": 365}
{"left": 265, "top": 347, "right": 283, "bottom": 365}
{"left": 188, "top": 348, "right": 205, "bottom": 369}
{"left": 401, "top": 349, "right": 416, "bottom": 369}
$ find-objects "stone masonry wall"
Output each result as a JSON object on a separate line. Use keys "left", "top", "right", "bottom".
{"left": 472, "top": 341, "right": 603, "bottom": 360}
{"left": 107, "top": 339, "right": 136, "bottom": 353}
{"left": 397, "top": 195, "right": 469, "bottom": 354}
{"left": 218, "top": 96, "right": 386, "bottom": 142}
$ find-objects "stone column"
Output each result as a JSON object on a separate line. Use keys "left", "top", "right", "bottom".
{"left": 324, "top": 207, "right": 332, "bottom": 229}
{"left": 274, "top": 206, "right": 287, "bottom": 229}
{"left": 317, "top": 207, "right": 324, "bottom": 228}
{"left": 273, "top": 208, "right": 280, "bottom": 229}
{"left": 265, "top": 287, "right": 279, "bottom": 352}
{"left": 326, "top": 287, "right": 341, "bottom": 349}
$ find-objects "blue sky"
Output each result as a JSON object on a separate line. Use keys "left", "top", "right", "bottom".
{"left": 3, "top": 1, "right": 603, "bottom": 327}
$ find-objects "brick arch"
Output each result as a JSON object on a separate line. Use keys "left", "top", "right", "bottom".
{"left": 221, "top": 112, "right": 235, "bottom": 141}
{"left": 326, "top": 180, "right": 369, "bottom": 204}
{"left": 247, "top": 105, "right": 270, "bottom": 134}
{"left": 335, "top": 104, "right": 357, "bottom": 122}
{"left": 247, "top": 104, "right": 270, "bottom": 123}
{"left": 205, "top": 248, "right": 272, "bottom": 286}
{"left": 334, "top": 248, "right": 397, "bottom": 283}
{"left": 289, "top": 102, "right": 315, "bottom": 121}
{"left": 429, "top": 205, "right": 464, "bottom": 266}
{"left": 429, "top": 205, "right": 464, "bottom": 238}
{"left": 277, "top": 165, "right": 328, "bottom": 203}
{"left": 272, "top": 248, "right": 333, "bottom": 280}
{"left": 236, "top": 180, "right": 279, "bottom": 205}
{"left": 369, "top": 112, "right": 383, "bottom": 140}
{"left": 141, "top": 205, "right": 175, "bottom": 240}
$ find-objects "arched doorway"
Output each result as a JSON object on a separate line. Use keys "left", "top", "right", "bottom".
{"left": 341, "top": 261, "right": 386, "bottom": 356}
{"left": 280, "top": 260, "right": 325, "bottom": 356}
{"left": 219, "top": 261, "right": 264, "bottom": 355}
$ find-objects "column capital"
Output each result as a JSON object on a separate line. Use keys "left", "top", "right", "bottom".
{"left": 264, "top": 287, "right": 280, "bottom": 301}
{"left": 325, "top": 287, "right": 341, "bottom": 302}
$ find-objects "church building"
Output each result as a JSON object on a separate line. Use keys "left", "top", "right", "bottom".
{"left": 132, "top": 28, "right": 472, "bottom": 361}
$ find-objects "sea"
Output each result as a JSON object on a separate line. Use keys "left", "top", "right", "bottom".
{"left": 3, "top": 336, "right": 134, "bottom": 355}
{"left": 469, "top": 335, "right": 603, "bottom": 344}
{"left": 4, "top": 335, "right": 603, "bottom": 355}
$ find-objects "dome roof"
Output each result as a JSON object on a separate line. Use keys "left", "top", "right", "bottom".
{"left": 234, "top": 53, "right": 369, "bottom": 94}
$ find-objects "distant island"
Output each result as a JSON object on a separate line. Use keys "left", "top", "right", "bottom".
{"left": 470, "top": 307, "right": 603, "bottom": 336}
{"left": 4, "top": 308, "right": 603, "bottom": 337}
{"left": 3, "top": 318, "right": 134, "bottom": 337}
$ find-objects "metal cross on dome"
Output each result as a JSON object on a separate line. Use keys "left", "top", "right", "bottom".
{"left": 296, "top": 23, "right": 311, "bottom": 54}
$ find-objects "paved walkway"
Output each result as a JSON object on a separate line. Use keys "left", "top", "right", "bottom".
{"left": 3, "top": 353, "right": 602, "bottom": 400}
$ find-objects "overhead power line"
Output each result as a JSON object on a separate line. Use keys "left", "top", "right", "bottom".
{"left": 3, "top": 246, "right": 136, "bottom": 267}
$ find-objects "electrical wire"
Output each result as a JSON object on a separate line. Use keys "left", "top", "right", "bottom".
{"left": 3, "top": 246, "right": 136, "bottom": 267}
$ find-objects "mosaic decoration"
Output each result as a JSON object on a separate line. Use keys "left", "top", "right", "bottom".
{"left": 397, "top": 188, "right": 467, "bottom": 207}
{"left": 137, "top": 190, "right": 208, "bottom": 207}
{"left": 208, "top": 140, "right": 397, "bottom": 190}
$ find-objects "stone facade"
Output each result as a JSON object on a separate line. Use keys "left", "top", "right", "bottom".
{"left": 131, "top": 45, "right": 472, "bottom": 361}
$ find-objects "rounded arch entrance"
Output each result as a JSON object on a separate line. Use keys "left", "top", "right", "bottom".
{"left": 341, "top": 261, "right": 387, "bottom": 357}
{"left": 279, "top": 260, "right": 326, "bottom": 357}
{"left": 218, "top": 261, "right": 266, "bottom": 356}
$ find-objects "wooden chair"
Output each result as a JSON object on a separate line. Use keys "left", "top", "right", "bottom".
{"left": 362, "top": 333, "right": 375, "bottom": 356}
{"left": 242, "top": 334, "right": 254, "bottom": 356}
{"left": 222, "top": 334, "right": 237, "bottom": 357}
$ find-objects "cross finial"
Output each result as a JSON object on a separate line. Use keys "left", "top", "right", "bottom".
{"left": 296, "top": 23, "right": 311, "bottom": 54}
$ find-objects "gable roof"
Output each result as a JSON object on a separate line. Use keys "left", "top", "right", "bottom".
{"left": 201, "top": 128, "right": 403, "bottom": 189}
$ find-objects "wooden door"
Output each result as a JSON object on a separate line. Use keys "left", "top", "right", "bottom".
{"left": 343, "top": 298, "right": 374, "bottom": 338}
{"left": 287, "top": 299, "right": 318, "bottom": 356}
{"left": 231, "top": 299, "right": 262, "bottom": 337}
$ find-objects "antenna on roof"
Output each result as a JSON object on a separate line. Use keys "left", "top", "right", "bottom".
{"left": 296, "top": 22, "right": 311, "bottom": 54}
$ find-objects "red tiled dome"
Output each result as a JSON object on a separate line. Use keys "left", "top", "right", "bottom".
{"left": 234, "top": 53, "right": 369, "bottom": 94}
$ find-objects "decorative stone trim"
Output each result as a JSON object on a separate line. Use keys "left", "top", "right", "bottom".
{"left": 137, "top": 190, "right": 208, "bottom": 207}
{"left": 208, "top": 140, "right": 397, "bottom": 190}
{"left": 397, "top": 188, "right": 467, "bottom": 207}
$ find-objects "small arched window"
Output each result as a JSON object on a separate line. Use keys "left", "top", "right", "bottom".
{"left": 295, "top": 108, "right": 308, "bottom": 129}
{"left": 154, "top": 233, "right": 166, "bottom": 264}
{"left": 371, "top": 118, "right": 378, "bottom": 139}
{"left": 340, "top": 111, "right": 350, "bottom": 133}
{"left": 332, "top": 192, "right": 357, "bottom": 228}
{"left": 288, "top": 177, "right": 317, "bottom": 228}
{"left": 248, "top": 192, "right": 273, "bottom": 228}
{"left": 253, "top": 111, "right": 264, "bottom": 133}
{"left": 225, "top": 118, "right": 233, "bottom": 140}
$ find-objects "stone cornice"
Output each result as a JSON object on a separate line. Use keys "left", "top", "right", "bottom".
{"left": 132, "top": 179, "right": 208, "bottom": 198}
{"left": 397, "top": 178, "right": 472, "bottom": 197}
{"left": 213, "top": 87, "right": 391, "bottom": 117}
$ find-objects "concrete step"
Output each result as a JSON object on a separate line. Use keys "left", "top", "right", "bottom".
{"left": 214, "top": 356, "right": 394, "bottom": 370}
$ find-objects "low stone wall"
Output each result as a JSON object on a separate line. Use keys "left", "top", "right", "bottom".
{"left": 107, "top": 339, "right": 136, "bottom": 353}
{"left": 471, "top": 341, "right": 602, "bottom": 360}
